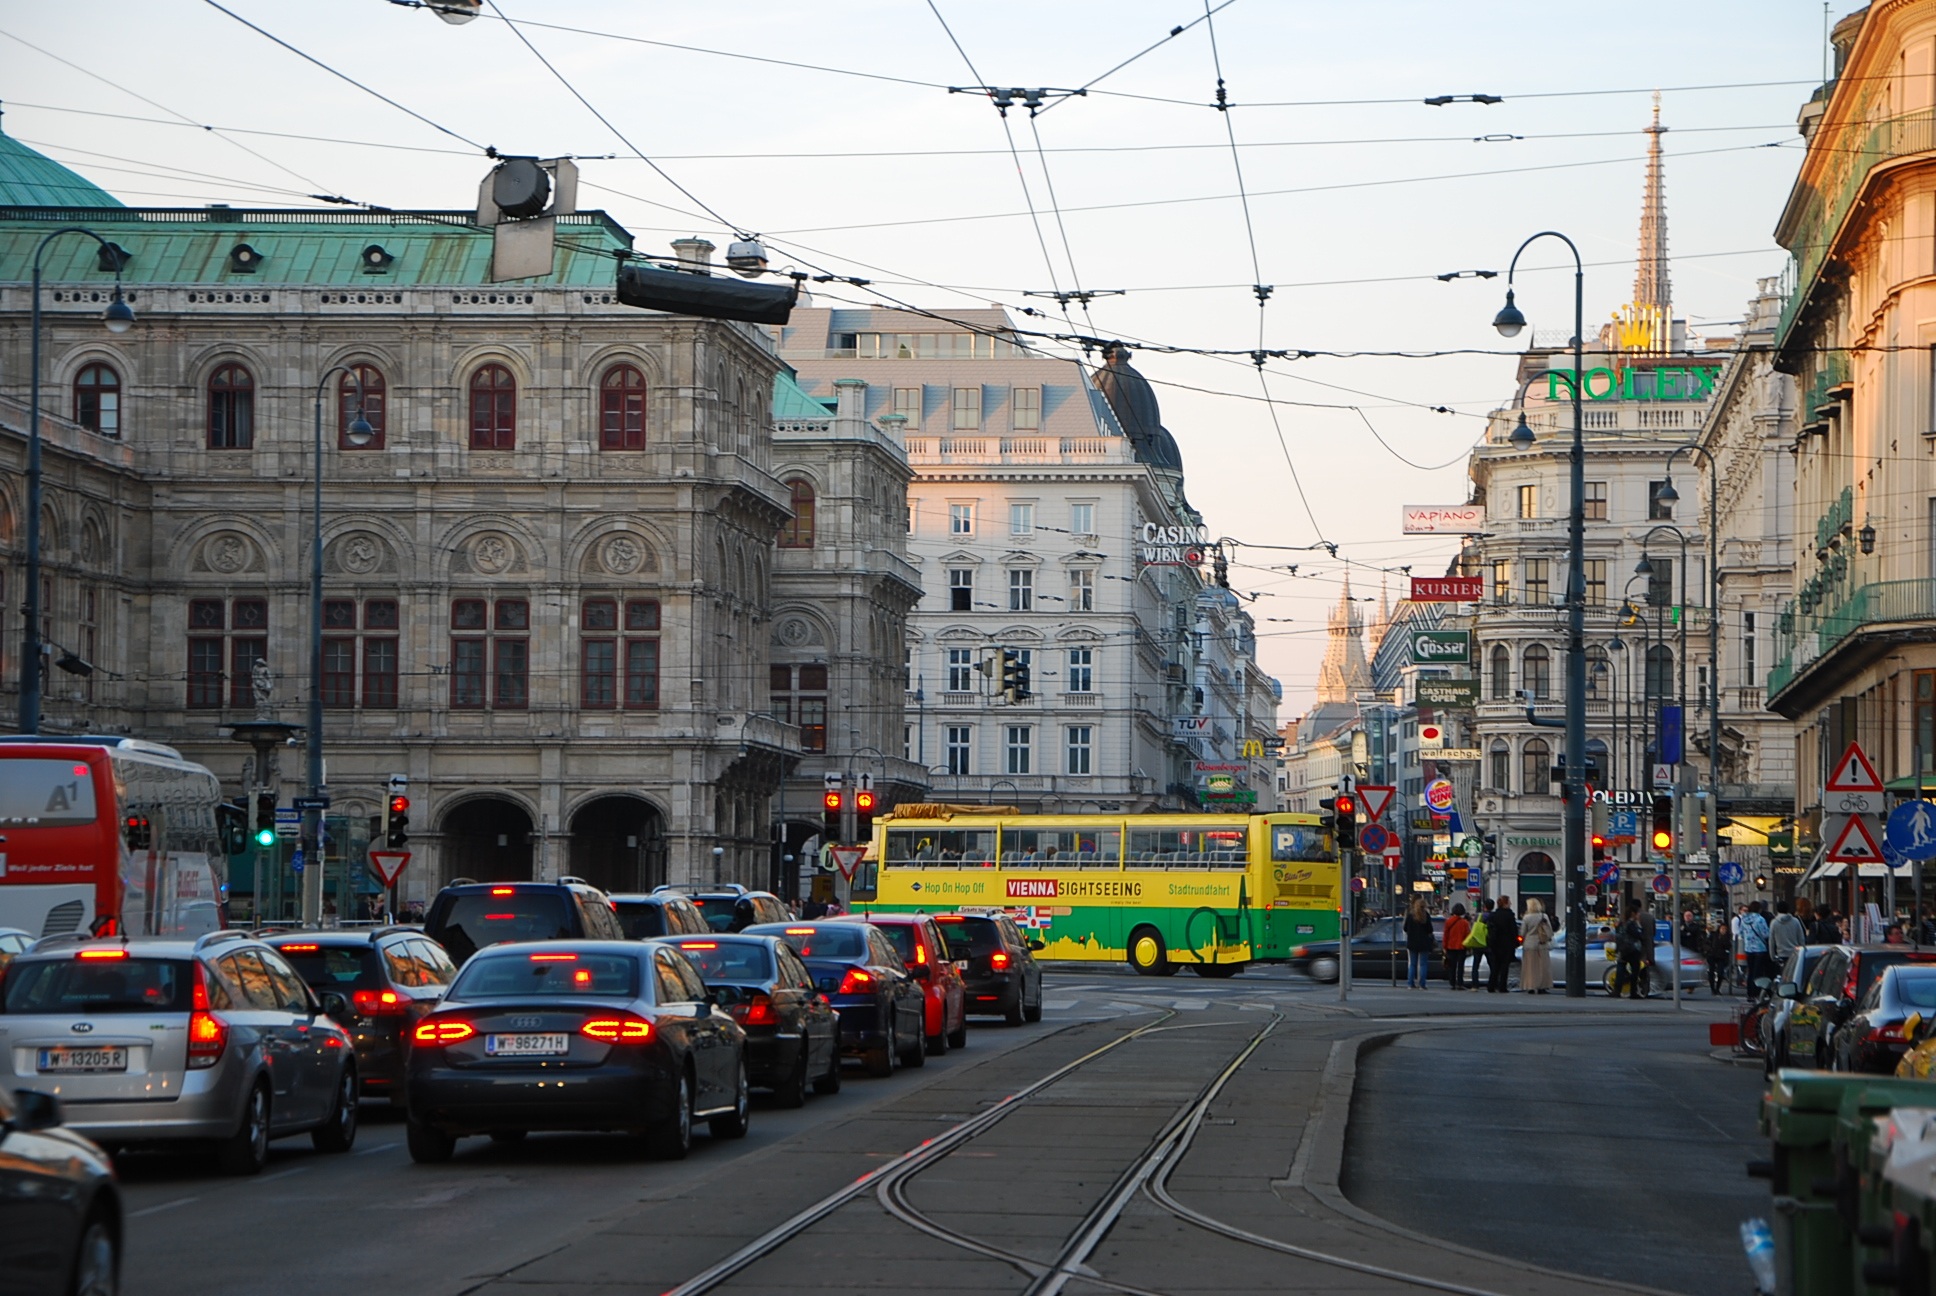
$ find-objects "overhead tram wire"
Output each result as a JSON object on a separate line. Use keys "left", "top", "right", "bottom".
{"left": 1033, "top": 0, "right": 1239, "bottom": 116}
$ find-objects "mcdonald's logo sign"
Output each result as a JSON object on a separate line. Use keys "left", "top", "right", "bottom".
{"left": 1240, "top": 740, "right": 1266, "bottom": 759}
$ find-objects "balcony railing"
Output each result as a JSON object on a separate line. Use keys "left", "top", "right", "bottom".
{"left": 904, "top": 435, "right": 1133, "bottom": 465}
{"left": 1768, "top": 577, "right": 1936, "bottom": 698}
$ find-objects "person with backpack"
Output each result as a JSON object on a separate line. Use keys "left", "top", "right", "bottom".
{"left": 1485, "top": 895, "right": 1519, "bottom": 993}
{"left": 1463, "top": 904, "right": 1492, "bottom": 987}
{"left": 1739, "top": 900, "right": 1773, "bottom": 988}
{"left": 1443, "top": 903, "right": 1472, "bottom": 989}
{"left": 1613, "top": 903, "right": 1649, "bottom": 999}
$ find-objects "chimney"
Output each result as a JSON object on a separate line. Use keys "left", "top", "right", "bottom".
{"left": 833, "top": 377, "right": 867, "bottom": 422}
{"left": 671, "top": 237, "right": 716, "bottom": 275}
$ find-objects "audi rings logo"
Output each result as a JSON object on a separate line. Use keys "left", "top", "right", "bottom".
{"left": 507, "top": 1016, "right": 543, "bottom": 1029}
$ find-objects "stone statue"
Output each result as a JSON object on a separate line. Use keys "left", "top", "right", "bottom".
{"left": 251, "top": 658, "right": 274, "bottom": 719}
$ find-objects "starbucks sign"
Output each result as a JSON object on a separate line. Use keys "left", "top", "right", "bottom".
{"left": 1409, "top": 629, "right": 1471, "bottom": 665}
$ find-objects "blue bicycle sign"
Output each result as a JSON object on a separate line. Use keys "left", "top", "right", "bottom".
{"left": 1717, "top": 861, "right": 1745, "bottom": 886}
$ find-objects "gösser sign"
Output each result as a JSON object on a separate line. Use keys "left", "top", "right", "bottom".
{"left": 1138, "top": 523, "right": 1208, "bottom": 567}
{"left": 1409, "top": 629, "right": 1471, "bottom": 664}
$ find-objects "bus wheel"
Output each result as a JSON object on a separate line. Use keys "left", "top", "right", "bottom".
{"left": 1128, "top": 927, "right": 1169, "bottom": 976}
{"left": 1193, "top": 962, "right": 1244, "bottom": 979}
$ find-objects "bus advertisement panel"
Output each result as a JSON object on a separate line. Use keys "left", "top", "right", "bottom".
{"left": 0, "top": 738, "right": 231, "bottom": 939}
{"left": 855, "top": 812, "right": 1338, "bottom": 975}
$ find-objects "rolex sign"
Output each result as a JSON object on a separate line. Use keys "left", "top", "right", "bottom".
{"left": 1408, "top": 629, "right": 1471, "bottom": 665}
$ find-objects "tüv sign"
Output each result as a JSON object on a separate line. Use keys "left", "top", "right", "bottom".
{"left": 1408, "top": 630, "right": 1471, "bottom": 664}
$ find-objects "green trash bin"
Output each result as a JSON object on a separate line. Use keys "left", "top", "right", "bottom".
{"left": 1833, "top": 1083, "right": 1936, "bottom": 1296}
{"left": 1762, "top": 1070, "right": 1871, "bottom": 1296}
{"left": 1880, "top": 1108, "right": 1936, "bottom": 1296}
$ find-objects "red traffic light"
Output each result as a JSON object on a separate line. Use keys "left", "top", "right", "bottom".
{"left": 855, "top": 790, "right": 877, "bottom": 812}
{"left": 388, "top": 795, "right": 410, "bottom": 815}
{"left": 823, "top": 791, "right": 844, "bottom": 812}
{"left": 1335, "top": 795, "right": 1355, "bottom": 818}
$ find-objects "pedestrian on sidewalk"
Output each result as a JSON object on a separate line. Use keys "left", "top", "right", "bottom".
{"left": 1403, "top": 898, "right": 1434, "bottom": 989}
{"left": 1520, "top": 898, "right": 1554, "bottom": 994}
{"left": 1769, "top": 899, "right": 1807, "bottom": 969}
{"left": 1812, "top": 907, "right": 1843, "bottom": 945}
{"left": 1739, "top": 900, "right": 1773, "bottom": 988}
{"left": 1704, "top": 918, "right": 1733, "bottom": 995}
{"left": 1485, "top": 895, "right": 1519, "bottom": 993}
{"left": 1613, "top": 904, "right": 1648, "bottom": 999}
{"left": 1443, "top": 904, "right": 1471, "bottom": 989}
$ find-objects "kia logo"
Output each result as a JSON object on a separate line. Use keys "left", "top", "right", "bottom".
{"left": 70, "top": 1022, "right": 94, "bottom": 1034}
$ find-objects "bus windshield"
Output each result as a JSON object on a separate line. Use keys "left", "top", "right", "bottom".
{"left": 0, "top": 759, "right": 99, "bottom": 825}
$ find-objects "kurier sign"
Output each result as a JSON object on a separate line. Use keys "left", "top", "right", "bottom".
{"left": 1408, "top": 629, "right": 1471, "bottom": 665}
{"left": 1542, "top": 365, "right": 1723, "bottom": 402}
{"left": 1410, "top": 575, "right": 1484, "bottom": 603}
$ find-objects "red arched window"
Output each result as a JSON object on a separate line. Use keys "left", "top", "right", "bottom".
{"left": 600, "top": 364, "right": 647, "bottom": 450}
{"left": 74, "top": 363, "right": 120, "bottom": 437}
{"left": 778, "top": 478, "right": 816, "bottom": 549}
{"left": 339, "top": 364, "right": 386, "bottom": 450}
{"left": 208, "top": 364, "right": 254, "bottom": 449}
{"left": 469, "top": 364, "right": 516, "bottom": 450}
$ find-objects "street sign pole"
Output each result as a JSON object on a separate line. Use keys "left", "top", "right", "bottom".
{"left": 1338, "top": 847, "right": 1354, "bottom": 1004}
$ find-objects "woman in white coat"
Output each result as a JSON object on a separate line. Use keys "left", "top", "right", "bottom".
{"left": 1520, "top": 898, "right": 1555, "bottom": 994}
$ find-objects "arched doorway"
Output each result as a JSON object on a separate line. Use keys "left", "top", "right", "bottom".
{"left": 568, "top": 796, "right": 666, "bottom": 894}
{"left": 1518, "top": 850, "right": 1557, "bottom": 912}
{"left": 440, "top": 797, "right": 535, "bottom": 884}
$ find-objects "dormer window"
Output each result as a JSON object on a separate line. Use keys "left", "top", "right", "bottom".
{"left": 361, "top": 244, "right": 395, "bottom": 274}
{"left": 228, "top": 244, "right": 263, "bottom": 274}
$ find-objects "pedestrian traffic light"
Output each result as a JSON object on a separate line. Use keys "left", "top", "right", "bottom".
{"left": 385, "top": 794, "right": 410, "bottom": 849}
{"left": 854, "top": 788, "right": 878, "bottom": 841}
{"left": 999, "top": 648, "right": 1031, "bottom": 703}
{"left": 822, "top": 790, "right": 845, "bottom": 844}
{"left": 1649, "top": 794, "right": 1674, "bottom": 854}
{"left": 254, "top": 792, "right": 277, "bottom": 848}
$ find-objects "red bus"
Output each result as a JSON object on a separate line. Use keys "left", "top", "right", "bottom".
{"left": 0, "top": 737, "right": 235, "bottom": 939}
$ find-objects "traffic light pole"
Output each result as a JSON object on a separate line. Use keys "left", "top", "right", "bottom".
{"left": 1338, "top": 846, "right": 1353, "bottom": 1003}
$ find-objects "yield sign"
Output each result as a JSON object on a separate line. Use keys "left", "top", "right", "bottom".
{"left": 1827, "top": 741, "right": 1885, "bottom": 794}
{"left": 829, "top": 845, "right": 867, "bottom": 880}
{"left": 1357, "top": 785, "right": 1396, "bottom": 823}
{"left": 367, "top": 850, "right": 411, "bottom": 886}
{"left": 1825, "top": 814, "right": 1886, "bottom": 865}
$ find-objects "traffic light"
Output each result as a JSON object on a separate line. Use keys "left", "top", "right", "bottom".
{"left": 823, "top": 790, "right": 845, "bottom": 844}
{"left": 1590, "top": 799, "right": 1610, "bottom": 841}
{"left": 854, "top": 788, "right": 878, "bottom": 842}
{"left": 123, "top": 813, "right": 151, "bottom": 851}
{"left": 1000, "top": 648, "right": 1031, "bottom": 703}
{"left": 385, "top": 794, "right": 411, "bottom": 849}
{"left": 1319, "top": 793, "right": 1357, "bottom": 852}
{"left": 1679, "top": 793, "right": 1706, "bottom": 855}
{"left": 254, "top": 792, "right": 277, "bottom": 848}
{"left": 1649, "top": 794, "right": 1674, "bottom": 855}
{"left": 1483, "top": 833, "right": 1498, "bottom": 862}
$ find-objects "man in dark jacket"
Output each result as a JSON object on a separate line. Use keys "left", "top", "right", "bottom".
{"left": 1485, "top": 895, "right": 1519, "bottom": 993}
{"left": 1614, "top": 904, "right": 1648, "bottom": 999}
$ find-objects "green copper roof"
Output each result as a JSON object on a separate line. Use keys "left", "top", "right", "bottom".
{"left": 772, "top": 367, "right": 834, "bottom": 420}
{"left": 0, "top": 125, "right": 124, "bottom": 208}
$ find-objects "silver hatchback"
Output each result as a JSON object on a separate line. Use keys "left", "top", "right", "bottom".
{"left": 0, "top": 931, "right": 359, "bottom": 1174}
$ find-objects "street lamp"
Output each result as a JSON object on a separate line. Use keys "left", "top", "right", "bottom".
{"left": 301, "top": 368, "right": 372, "bottom": 926}
{"left": 1663, "top": 441, "right": 1723, "bottom": 909}
{"left": 20, "top": 227, "right": 135, "bottom": 733}
{"left": 1491, "top": 231, "right": 1588, "bottom": 997}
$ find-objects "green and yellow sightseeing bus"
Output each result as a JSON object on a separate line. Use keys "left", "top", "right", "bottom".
{"left": 851, "top": 808, "right": 1339, "bottom": 976}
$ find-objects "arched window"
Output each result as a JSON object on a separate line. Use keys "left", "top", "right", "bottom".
{"left": 1645, "top": 644, "right": 1674, "bottom": 700}
{"left": 599, "top": 364, "right": 646, "bottom": 450}
{"left": 1522, "top": 737, "right": 1551, "bottom": 796}
{"left": 469, "top": 364, "right": 516, "bottom": 450}
{"left": 1490, "top": 643, "right": 1511, "bottom": 700}
{"left": 1490, "top": 741, "right": 1511, "bottom": 791}
{"left": 1524, "top": 644, "right": 1552, "bottom": 700}
{"left": 74, "top": 363, "right": 120, "bottom": 437}
{"left": 339, "top": 364, "right": 385, "bottom": 450}
{"left": 208, "top": 364, "right": 254, "bottom": 449}
{"left": 778, "top": 478, "right": 816, "bottom": 549}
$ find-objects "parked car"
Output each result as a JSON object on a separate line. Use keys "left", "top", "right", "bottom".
{"left": 1779, "top": 945, "right": 1936, "bottom": 1068}
{"left": 1759, "top": 946, "right": 1830, "bottom": 1072}
{"left": 1546, "top": 930, "right": 1708, "bottom": 996}
{"left": 657, "top": 934, "right": 840, "bottom": 1105}
{"left": 263, "top": 927, "right": 455, "bottom": 1105}
{"left": 1290, "top": 914, "right": 1445, "bottom": 983}
{"left": 609, "top": 891, "right": 710, "bottom": 940}
{"left": 934, "top": 910, "right": 1044, "bottom": 1025}
{"left": 0, "top": 931, "right": 358, "bottom": 1173}
{"left": 1832, "top": 963, "right": 1936, "bottom": 1073}
{"left": 749, "top": 921, "right": 926, "bottom": 1077}
{"left": 0, "top": 1086, "right": 120, "bottom": 1295}
{"left": 422, "top": 879, "right": 625, "bottom": 965}
{"left": 687, "top": 886, "right": 790, "bottom": 934}
{"left": 840, "top": 913, "right": 967, "bottom": 1053}
{"left": 403, "top": 940, "right": 748, "bottom": 1163}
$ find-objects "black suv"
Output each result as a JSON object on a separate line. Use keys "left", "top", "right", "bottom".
{"left": 935, "top": 910, "right": 1044, "bottom": 1025}
{"left": 263, "top": 926, "right": 456, "bottom": 1104}
{"left": 609, "top": 891, "right": 711, "bottom": 940}
{"left": 422, "top": 879, "right": 624, "bottom": 965}
{"left": 688, "top": 885, "right": 790, "bottom": 933}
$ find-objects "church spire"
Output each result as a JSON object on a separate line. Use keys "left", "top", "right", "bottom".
{"left": 1315, "top": 574, "right": 1371, "bottom": 704}
{"left": 1634, "top": 92, "right": 1671, "bottom": 313}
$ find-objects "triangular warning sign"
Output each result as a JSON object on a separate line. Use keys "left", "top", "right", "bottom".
{"left": 1827, "top": 742, "right": 1884, "bottom": 793}
{"left": 1826, "top": 814, "right": 1885, "bottom": 864}
{"left": 367, "top": 850, "right": 411, "bottom": 886}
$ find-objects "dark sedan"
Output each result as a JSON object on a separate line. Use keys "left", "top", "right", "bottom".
{"left": 0, "top": 1087, "right": 119, "bottom": 1296}
{"left": 934, "top": 911, "right": 1044, "bottom": 1025}
{"left": 747, "top": 922, "right": 926, "bottom": 1077}
{"left": 1290, "top": 914, "right": 1446, "bottom": 982}
{"left": 264, "top": 927, "right": 455, "bottom": 1105}
{"left": 1778, "top": 945, "right": 1936, "bottom": 1068}
{"left": 1833, "top": 963, "right": 1936, "bottom": 1074}
{"left": 403, "top": 941, "right": 749, "bottom": 1163}
{"left": 657, "top": 935, "right": 840, "bottom": 1106}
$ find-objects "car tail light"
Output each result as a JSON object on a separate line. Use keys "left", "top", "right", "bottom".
{"left": 732, "top": 993, "right": 777, "bottom": 1027}
{"left": 914, "top": 942, "right": 928, "bottom": 966}
{"left": 188, "top": 962, "right": 228, "bottom": 1068}
{"left": 77, "top": 948, "right": 129, "bottom": 961}
{"left": 412, "top": 1019, "right": 476, "bottom": 1046}
{"left": 837, "top": 968, "right": 874, "bottom": 995}
{"left": 990, "top": 951, "right": 1011, "bottom": 971}
{"left": 353, "top": 988, "right": 407, "bottom": 1016}
{"left": 280, "top": 943, "right": 320, "bottom": 953}
{"left": 491, "top": 887, "right": 516, "bottom": 896}
{"left": 786, "top": 928, "right": 816, "bottom": 936}
{"left": 581, "top": 1015, "right": 652, "bottom": 1043}
{"left": 681, "top": 941, "right": 719, "bottom": 950}
{"left": 529, "top": 953, "right": 578, "bottom": 962}
{"left": 1872, "top": 1023, "right": 1914, "bottom": 1043}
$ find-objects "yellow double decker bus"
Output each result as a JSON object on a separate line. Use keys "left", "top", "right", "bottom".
{"left": 852, "top": 808, "right": 1339, "bottom": 976}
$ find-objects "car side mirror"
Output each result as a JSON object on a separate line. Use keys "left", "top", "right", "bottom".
{"left": 320, "top": 991, "right": 351, "bottom": 1019}
{"left": 1776, "top": 981, "right": 1798, "bottom": 1000}
{"left": 911, "top": 964, "right": 933, "bottom": 981}
{"left": 1028, "top": 940, "right": 1045, "bottom": 952}
{"left": 9, "top": 1089, "right": 62, "bottom": 1133}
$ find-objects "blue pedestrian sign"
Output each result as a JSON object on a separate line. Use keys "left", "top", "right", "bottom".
{"left": 1717, "top": 860, "right": 1746, "bottom": 887}
{"left": 291, "top": 847, "right": 304, "bottom": 873}
{"left": 1887, "top": 801, "right": 1936, "bottom": 861}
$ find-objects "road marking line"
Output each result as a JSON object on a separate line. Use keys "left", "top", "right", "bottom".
{"left": 260, "top": 1166, "right": 310, "bottom": 1183}
{"left": 355, "top": 1142, "right": 399, "bottom": 1156}
{"left": 128, "top": 1196, "right": 199, "bottom": 1220}
{"left": 1042, "top": 1000, "right": 1077, "bottom": 1010}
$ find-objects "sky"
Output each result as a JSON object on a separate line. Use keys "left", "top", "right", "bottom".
{"left": 0, "top": 0, "right": 1837, "bottom": 715}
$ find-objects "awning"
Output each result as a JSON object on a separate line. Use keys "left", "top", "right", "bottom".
{"left": 1806, "top": 862, "right": 1892, "bottom": 880}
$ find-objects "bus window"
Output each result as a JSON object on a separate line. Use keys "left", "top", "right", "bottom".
{"left": 885, "top": 828, "right": 994, "bottom": 868}
{"left": 1270, "top": 824, "right": 1331, "bottom": 862}
{"left": 997, "top": 827, "right": 1121, "bottom": 868}
{"left": 0, "top": 759, "right": 100, "bottom": 825}
{"left": 1128, "top": 828, "right": 1247, "bottom": 869}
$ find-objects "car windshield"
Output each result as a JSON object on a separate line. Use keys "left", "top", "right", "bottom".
{"left": 672, "top": 942, "right": 774, "bottom": 983}
{"left": 435, "top": 892, "right": 572, "bottom": 964}
{"left": 871, "top": 924, "right": 917, "bottom": 961}
{"left": 449, "top": 951, "right": 639, "bottom": 999}
{"left": 274, "top": 945, "right": 382, "bottom": 989}
{"left": 3, "top": 956, "right": 192, "bottom": 1014}
{"left": 758, "top": 925, "right": 868, "bottom": 959}
{"left": 1895, "top": 969, "right": 1936, "bottom": 1009}
{"left": 934, "top": 918, "right": 1000, "bottom": 957}
{"left": 612, "top": 901, "right": 672, "bottom": 940}
{"left": 691, "top": 896, "right": 745, "bottom": 932}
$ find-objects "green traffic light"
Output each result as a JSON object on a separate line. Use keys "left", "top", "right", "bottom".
{"left": 254, "top": 827, "right": 277, "bottom": 847}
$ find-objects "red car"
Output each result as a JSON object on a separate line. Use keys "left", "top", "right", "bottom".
{"left": 838, "top": 914, "right": 967, "bottom": 1054}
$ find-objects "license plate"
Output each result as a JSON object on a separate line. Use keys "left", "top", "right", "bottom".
{"left": 38, "top": 1046, "right": 128, "bottom": 1073}
{"left": 484, "top": 1033, "right": 569, "bottom": 1056}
